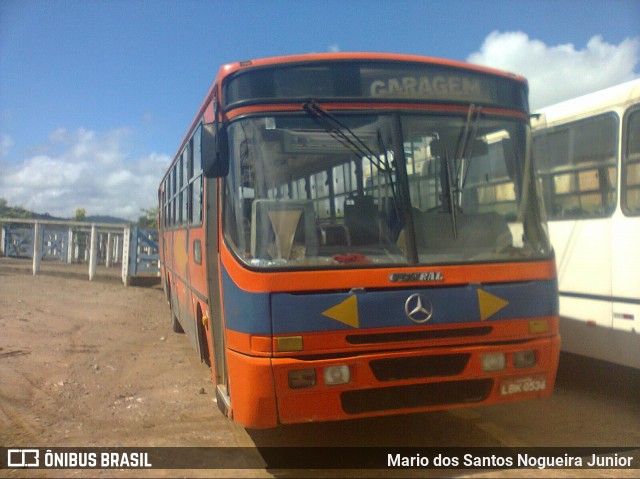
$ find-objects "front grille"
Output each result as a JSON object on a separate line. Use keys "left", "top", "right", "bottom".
{"left": 345, "top": 326, "right": 492, "bottom": 345}
{"left": 341, "top": 379, "right": 493, "bottom": 414}
{"left": 370, "top": 354, "right": 470, "bottom": 381}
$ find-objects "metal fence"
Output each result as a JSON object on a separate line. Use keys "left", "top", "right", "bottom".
{"left": 1, "top": 219, "right": 159, "bottom": 285}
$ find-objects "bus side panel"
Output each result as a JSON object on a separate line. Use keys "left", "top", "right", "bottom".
{"left": 610, "top": 213, "right": 640, "bottom": 369}
{"left": 550, "top": 203, "right": 640, "bottom": 370}
{"left": 159, "top": 228, "right": 169, "bottom": 301}
{"left": 550, "top": 219, "right": 613, "bottom": 327}
{"left": 185, "top": 224, "right": 207, "bottom": 358}
{"left": 188, "top": 225, "right": 207, "bottom": 297}
{"left": 172, "top": 228, "right": 199, "bottom": 351}
{"left": 559, "top": 315, "right": 640, "bottom": 369}
{"left": 157, "top": 213, "right": 165, "bottom": 291}
{"left": 164, "top": 230, "right": 181, "bottom": 331}
{"left": 611, "top": 213, "right": 640, "bottom": 332}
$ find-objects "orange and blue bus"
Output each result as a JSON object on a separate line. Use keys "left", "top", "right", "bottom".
{"left": 158, "top": 53, "right": 560, "bottom": 429}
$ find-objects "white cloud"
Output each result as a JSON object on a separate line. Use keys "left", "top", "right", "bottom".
{"left": 0, "top": 128, "right": 170, "bottom": 220}
{"left": 467, "top": 32, "right": 640, "bottom": 109}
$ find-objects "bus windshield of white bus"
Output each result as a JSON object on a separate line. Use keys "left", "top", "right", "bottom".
{"left": 222, "top": 110, "right": 550, "bottom": 269}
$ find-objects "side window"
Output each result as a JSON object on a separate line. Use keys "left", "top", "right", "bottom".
{"left": 181, "top": 147, "right": 190, "bottom": 224}
{"left": 178, "top": 157, "right": 185, "bottom": 225}
{"left": 623, "top": 107, "right": 640, "bottom": 215}
{"left": 171, "top": 164, "right": 178, "bottom": 226}
{"left": 165, "top": 125, "right": 205, "bottom": 229}
{"left": 536, "top": 114, "right": 618, "bottom": 219}
{"left": 162, "top": 181, "right": 169, "bottom": 227}
{"left": 190, "top": 126, "right": 204, "bottom": 225}
{"left": 165, "top": 173, "right": 170, "bottom": 227}
{"left": 168, "top": 168, "right": 174, "bottom": 227}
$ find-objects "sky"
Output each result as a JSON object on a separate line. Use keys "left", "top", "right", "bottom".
{"left": 1, "top": 0, "right": 639, "bottom": 220}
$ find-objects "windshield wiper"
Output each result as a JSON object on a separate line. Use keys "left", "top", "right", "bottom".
{"left": 444, "top": 149, "right": 458, "bottom": 240}
{"left": 439, "top": 105, "right": 482, "bottom": 240}
{"left": 302, "top": 102, "right": 420, "bottom": 262}
{"left": 453, "top": 105, "right": 482, "bottom": 203}
{"left": 303, "top": 100, "right": 402, "bottom": 220}
{"left": 303, "top": 100, "right": 390, "bottom": 174}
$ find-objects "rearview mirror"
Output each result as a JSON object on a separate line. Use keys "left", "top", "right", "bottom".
{"left": 201, "top": 123, "right": 229, "bottom": 178}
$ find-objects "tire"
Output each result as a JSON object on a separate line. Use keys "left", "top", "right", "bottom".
{"left": 171, "top": 311, "right": 184, "bottom": 334}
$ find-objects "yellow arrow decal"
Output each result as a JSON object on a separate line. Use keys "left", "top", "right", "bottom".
{"left": 321, "top": 295, "right": 359, "bottom": 328}
{"left": 477, "top": 289, "right": 509, "bottom": 321}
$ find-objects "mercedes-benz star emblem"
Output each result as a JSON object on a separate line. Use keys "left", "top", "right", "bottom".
{"left": 404, "top": 293, "right": 433, "bottom": 323}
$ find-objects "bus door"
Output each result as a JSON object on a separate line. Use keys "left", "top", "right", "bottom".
{"left": 204, "top": 175, "right": 228, "bottom": 408}
{"left": 612, "top": 104, "right": 640, "bottom": 333}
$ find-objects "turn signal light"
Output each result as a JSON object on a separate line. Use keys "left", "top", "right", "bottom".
{"left": 529, "top": 319, "right": 549, "bottom": 334}
{"left": 276, "top": 336, "right": 303, "bottom": 352}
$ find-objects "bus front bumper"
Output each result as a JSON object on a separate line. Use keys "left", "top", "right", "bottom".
{"left": 271, "top": 335, "right": 560, "bottom": 425}
{"left": 225, "top": 334, "right": 559, "bottom": 428}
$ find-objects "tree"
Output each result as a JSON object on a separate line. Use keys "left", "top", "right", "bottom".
{"left": 74, "top": 208, "right": 86, "bottom": 222}
{"left": 137, "top": 207, "right": 158, "bottom": 229}
{"left": 0, "top": 198, "right": 31, "bottom": 219}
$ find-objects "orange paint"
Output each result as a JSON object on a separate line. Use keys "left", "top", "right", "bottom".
{"left": 225, "top": 349, "right": 278, "bottom": 428}
{"left": 220, "top": 243, "right": 556, "bottom": 293}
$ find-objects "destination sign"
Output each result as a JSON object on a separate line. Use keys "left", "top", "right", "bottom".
{"left": 366, "top": 74, "right": 492, "bottom": 102}
{"left": 223, "top": 61, "right": 526, "bottom": 111}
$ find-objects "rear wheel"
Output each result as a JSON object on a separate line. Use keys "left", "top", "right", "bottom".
{"left": 166, "top": 280, "right": 184, "bottom": 334}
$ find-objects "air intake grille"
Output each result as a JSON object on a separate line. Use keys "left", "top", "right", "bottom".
{"left": 370, "top": 354, "right": 470, "bottom": 381}
{"left": 345, "top": 326, "right": 492, "bottom": 345}
{"left": 341, "top": 379, "right": 493, "bottom": 414}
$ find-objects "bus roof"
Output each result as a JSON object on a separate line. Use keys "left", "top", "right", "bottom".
{"left": 534, "top": 78, "right": 640, "bottom": 127}
{"left": 214, "top": 52, "right": 527, "bottom": 85}
{"left": 167, "top": 52, "right": 528, "bottom": 176}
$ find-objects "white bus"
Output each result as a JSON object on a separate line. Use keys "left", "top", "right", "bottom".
{"left": 534, "top": 79, "right": 640, "bottom": 369}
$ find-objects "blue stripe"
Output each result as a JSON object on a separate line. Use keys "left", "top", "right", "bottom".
{"left": 271, "top": 280, "right": 558, "bottom": 334}
{"left": 221, "top": 266, "right": 271, "bottom": 335}
{"left": 221, "top": 264, "right": 558, "bottom": 335}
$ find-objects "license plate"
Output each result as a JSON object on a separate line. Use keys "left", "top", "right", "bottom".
{"left": 499, "top": 375, "right": 547, "bottom": 396}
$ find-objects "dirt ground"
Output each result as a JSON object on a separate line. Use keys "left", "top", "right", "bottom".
{"left": 0, "top": 258, "right": 264, "bottom": 478}
{"left": 1, "top": 258, "right": 638, "bottom": 479}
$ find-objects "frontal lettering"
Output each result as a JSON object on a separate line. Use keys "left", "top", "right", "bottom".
{"left": 370, "top": 75, "right": 486, "bottom": 100}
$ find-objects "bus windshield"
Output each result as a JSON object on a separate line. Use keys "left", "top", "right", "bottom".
{"left": 223, "top": 110, "right": 550, "bottom": 269}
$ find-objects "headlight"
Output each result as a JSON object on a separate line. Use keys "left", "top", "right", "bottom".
{"left": 482, "top": 353, "right": 506, "bottom": 372}
{"left": 324, "top": 365, "right": 351, "bottom": 385}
